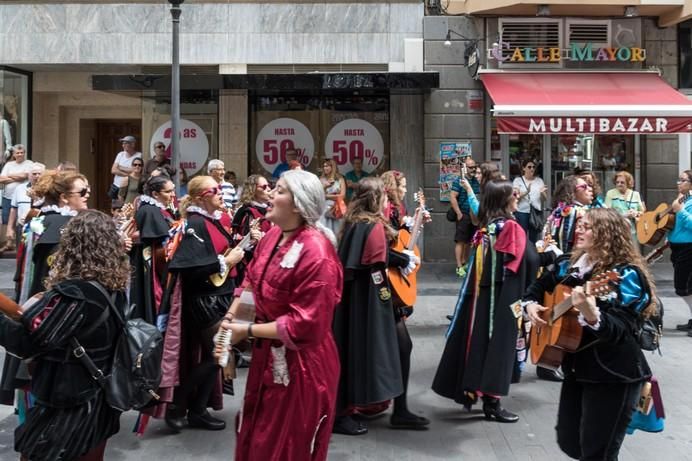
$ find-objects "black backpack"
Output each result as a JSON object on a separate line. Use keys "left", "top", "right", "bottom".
{"left": 70, "top": 282, "right": 164, "bottom": 412}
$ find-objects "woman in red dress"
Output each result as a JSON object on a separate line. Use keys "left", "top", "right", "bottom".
{"left": 217, "top": 170, "right": 343, "bottom": 461}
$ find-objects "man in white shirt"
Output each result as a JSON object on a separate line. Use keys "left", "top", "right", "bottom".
{"left": 208, "top": 159, "right": 237, "bottom": 210}
{"left": 110, "top": 135, "right": 142, "bottom": 202}
{"left": 0, "top": 144, "right": 33, "bottom": 250}
{"left": 5, "top": 162, "right": 45, "bottom": 247}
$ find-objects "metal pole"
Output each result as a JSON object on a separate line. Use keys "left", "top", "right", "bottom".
{"left": 170, "top": 1, "right": 183, "bottom": 194}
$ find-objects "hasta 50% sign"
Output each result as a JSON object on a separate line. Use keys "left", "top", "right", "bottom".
{"left": 325, "top": 119, "right": 384, "bottom": 174}
{"left": 255, "top": 118, "right": 315, "bottom": 174}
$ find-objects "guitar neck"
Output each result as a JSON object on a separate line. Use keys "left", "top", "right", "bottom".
{"left": 406, "top": 211, "right": 424, "bottom": 251}
{"left": 551, "top": 282, "right": 592, "bottom": 321}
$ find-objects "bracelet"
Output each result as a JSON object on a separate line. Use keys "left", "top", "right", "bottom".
{"left": 247, "top": 322, "right": 255, "bottom": 340}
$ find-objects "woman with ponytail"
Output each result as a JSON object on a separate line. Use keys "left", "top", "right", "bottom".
{"left": 216, "top": 170, "right": 342, "bottom": 461}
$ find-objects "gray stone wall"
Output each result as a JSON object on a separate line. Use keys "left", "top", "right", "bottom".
{"left": 0, "top": 2, "right": 422, "bottom": 65}
{"left": 422, "top": 15, "right": 485, "bottom": 262}
{"left": 643, "top": 18, "right": 681, "bottom": 207}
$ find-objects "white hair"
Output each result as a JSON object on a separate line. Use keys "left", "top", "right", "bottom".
{"left": 207, "top": 159, "right": 225, "bottom": 174}
{"left": 281, "top": 170, "right": 336, "bottom": 247}
{"left": 31, "top": 162, "right": 46, "bottom": 172}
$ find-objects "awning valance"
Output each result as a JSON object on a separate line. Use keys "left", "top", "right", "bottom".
{"left": 480, "top": 71, "right": 692, "bottom": 134}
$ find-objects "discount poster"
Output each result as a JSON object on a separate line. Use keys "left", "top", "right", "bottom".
{"left": 439, "top": 142, "right": 472, "bottom": 202}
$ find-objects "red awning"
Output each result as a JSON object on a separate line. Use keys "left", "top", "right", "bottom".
{"left": 480, "top": 71, "right": 692, "bottom": 134}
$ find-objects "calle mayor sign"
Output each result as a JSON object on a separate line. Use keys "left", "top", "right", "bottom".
{"left": 488, "top": 42, "right": 646, "bottom": 63}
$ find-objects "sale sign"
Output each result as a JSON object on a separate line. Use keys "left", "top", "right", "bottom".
{"left": 255, "top": 118, "right": 315, "bottom": 174}
{"left": 324, "top": 119, "right": 384, "bottom": 174}
{"left": 150, "top": 119, "right": 209, "bottom": 176}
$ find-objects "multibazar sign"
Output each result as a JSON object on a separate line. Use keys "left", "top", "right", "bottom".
{"left": 496, "top": 117, "right": 692, "bottom": 134}
{"left": 488, "top": 42, "right": 646, "bottom": 63}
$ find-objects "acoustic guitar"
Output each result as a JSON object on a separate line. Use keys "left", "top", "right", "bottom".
{"left": 209, "top": 219, "right": 260, "bottom": 287}
{"left": 529, "top": 270, "right": 620, "bottom": 370}
{"left": 637, "top": 195, "right": 688, "bottom": 245}
{"left": 389, "top": 189, "right": 426, "bottom": 308}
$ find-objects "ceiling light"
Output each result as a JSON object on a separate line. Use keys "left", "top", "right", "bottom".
{"left": 624, "top": 6, "right": 638, "bottom": 17}
{"left": 536, "top": 4, "right": 551, "bottom": 17}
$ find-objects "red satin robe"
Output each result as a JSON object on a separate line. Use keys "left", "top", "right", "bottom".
{"left": 236, "top": 225, "right": 343, "bottom": 461}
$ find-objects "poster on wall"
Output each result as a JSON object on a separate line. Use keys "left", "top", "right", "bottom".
{"left": 324, "top": 118, "right": 384, "bottom": 175}
{"left": 439, "top": 142, "right": 472, "bottom": 202}
{"left": 150, "top": 119, "right": 210, "bottom": 176}
{"left": 254, "top": 117, "right": 316, "bottom": 177}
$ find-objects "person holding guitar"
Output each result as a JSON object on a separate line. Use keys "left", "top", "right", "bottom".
{"left": 525, "top": 208, "right": 655, "bottom": 460}
{"left": 670, "top": 170, "right": 692, "bottom": 334}
{"left": 163, "top": 176, "right": 246, "bottom": 432}
{"left": 381, "top": 170, "right": 431, "bottom": 429}
{"left": 433, "top": 180, "right": 540, "bottom": 423}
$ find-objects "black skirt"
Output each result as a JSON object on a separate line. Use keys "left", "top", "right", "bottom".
{"left": 15, "top": 390, "right": 120, "bottom": 461}
{"left": 670, "top": 242, "right": 692, "bottom": 296}
{"left": 183, "top": 293, "right": 233, "bottom": 330}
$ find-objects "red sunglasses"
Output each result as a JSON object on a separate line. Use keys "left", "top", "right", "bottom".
{"left": 198, "top": 186, "right": 221, "bottom": 198}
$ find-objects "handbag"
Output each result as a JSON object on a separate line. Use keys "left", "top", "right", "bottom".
{"left": 328, "top": 197, "right": 347, "bottom": 219}
{"left": 446, "top": 207, "right": 457, "bottom": 222}
{"left": 520, "top": 177, "right": 545, "bottom": 231}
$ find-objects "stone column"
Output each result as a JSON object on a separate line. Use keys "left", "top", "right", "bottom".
{"left": 219, "top": 89, "right": 248, "bottom": 181}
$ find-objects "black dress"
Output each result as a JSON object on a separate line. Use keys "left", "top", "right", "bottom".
{"left": 132, "top": 200, "right": 175, "bottom": 324}
{"left": 0, "top": 280, "right": 123, "bottom": 461}
{"left": 334, "top": 221, "right": 403, "bottom": 409}
{"left": 432, "top": 218, "right": 539, "bottom": 404}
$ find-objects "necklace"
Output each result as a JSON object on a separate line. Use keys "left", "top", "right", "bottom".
{"left": 281, "top": 225, "right": 301, "bottom": 235}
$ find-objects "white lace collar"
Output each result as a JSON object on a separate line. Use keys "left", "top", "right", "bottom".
{"left": 139, "top": 194, "right": 167, "bottom": 210}
{"left": 186, "top": 205, "right": 223, "bottom": 221}
{"left": 250, "top": 201, "right": 269, "bottom": 208}
{"left": 39, "top": 204, "right": 78, "bottom": 216}
{"left": 572, "top": 253, "right": 595, "bottom": 278}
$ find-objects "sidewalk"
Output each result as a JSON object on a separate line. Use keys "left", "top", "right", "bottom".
{"left": 0, "top": 257, "right": 689, "bottom": 460}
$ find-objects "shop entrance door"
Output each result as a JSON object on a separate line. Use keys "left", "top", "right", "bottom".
{"left": 95, "top": 120, "right": 141, "bottom": 211}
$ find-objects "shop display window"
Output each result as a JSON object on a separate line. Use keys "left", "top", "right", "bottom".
{"left": 249, "top": 94, "right": 390, "bottom": 179}
{"left": 0, "top": 68, "right": 30, "bottom": 163}
{"left": 680, "top": 20, "right": 692, "bottom": 89}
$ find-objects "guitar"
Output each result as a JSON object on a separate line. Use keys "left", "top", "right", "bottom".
{"left": 0, "top": 292, "right": 23, "bottom": 320}
{"left": 644, "top": 241, "right": 670, "bottom": 265}
{"left": 637, "top": 195, "right": 688, "bottom": 245}
{"left": 529, "top": 270, "right": 620, "bottom": 370}
{"left": 209, "top": 219, "right": 261, "bottom": 287}
{"left": 388, "top": 189, "right": 426, "bottom": 308}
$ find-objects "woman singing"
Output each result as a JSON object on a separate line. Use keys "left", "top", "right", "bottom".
{"left": 433, "top": 180, "right": 541, "bottom": 422}
{"left": 217, "top": 170, "right": 343, "bottom": 461}
{"left": 0, "top": 210, "right": 129, "bottom": 461}
{"left": 164, "top": 176, "right": 245, "bottom": 432}
{"left": 525, "top": 208, "right": 655, "bottom": 460}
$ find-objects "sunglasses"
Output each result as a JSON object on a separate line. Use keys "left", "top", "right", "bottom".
{"left": 198, "top": 186, "right": 221, "bottom": 197}
{"left": 69, "top": 187, "right": 91, "bottom": 197}
{"left": 256, "top": 184, "right": 270, "bottom": 191}
{"left": 575, "top": 183, "right": 591, "bottom": 191}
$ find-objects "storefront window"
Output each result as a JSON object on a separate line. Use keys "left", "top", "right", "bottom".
{"left": 551, "top": 134, "right": 634, "bottom": 195}
{"left": 0, "top": 68, "right": 30, "bottom": 161}
{"left": 143, "top": 91, "right": 218, "bottom": 179}
{"left": 250, "top": 94, "right": 390, "bottom": 180}
{"left": 680, "top": 20, "right": 692, "bottom": 89}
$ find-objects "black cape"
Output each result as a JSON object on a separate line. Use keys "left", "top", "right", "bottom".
{"left": 333, "top": 222, "right": 403, "bottom": 409}
{"left": 432, "top": 218, "right": 539, "bottom": 403}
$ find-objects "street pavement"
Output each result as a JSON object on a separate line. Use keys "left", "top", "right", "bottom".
{"left": 0, "top": 256, "right": 691, "bottom": 460}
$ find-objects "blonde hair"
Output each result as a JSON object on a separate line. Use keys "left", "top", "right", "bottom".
{"left": 613, "top": 171, "right": 634, "bottom": 189}
{"left": 381, "top": 170, "right": 404, "bottom": 207}
{"left": 179, "top": 175, "right": 216, "bottom": 217}
{"left": 322, "top": 159, "right": 341, "bottom": 181}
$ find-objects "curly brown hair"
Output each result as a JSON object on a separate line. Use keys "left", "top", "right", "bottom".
{"left": 46, "top": 210, "right": 130, "bottom": 291}
{"left": 571, "top": 208, "right": 656, "bottom": 318}
{"left": 239, "top": 174, "right": 267, "bottom": 205}
{"left": 381, "top": 170, "right": 404, "bottom": 207}
{"left": 341, "top": 176, "right": 398, "bottom": 241}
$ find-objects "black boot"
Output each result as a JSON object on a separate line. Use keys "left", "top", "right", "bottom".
{"left": 536, "top": 366, "right": 564, "bottom": 382}
{"left": 482, "top": 397, "right": 519, "bottom": 423}
{"left": 165, "top": 405, "right": 186, "bottom": 433}
{"left": 332, "top": 415, "right": 368, "bottom": 436}
{"left": 390, "top": 411, "right": 431, "bottom": 430}
{"left": 187, "top": 409, "right": 226, "bottom": 431}
{"left": 676, "top": 319, "right": 692, "bottom": 331}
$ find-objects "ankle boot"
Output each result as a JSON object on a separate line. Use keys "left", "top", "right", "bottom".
{"left": 482, "top": 397, "right": 519, "bottom": 423}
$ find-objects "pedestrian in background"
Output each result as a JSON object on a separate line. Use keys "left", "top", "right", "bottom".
{"left": 0, "top": 144, "right": 33, "bottom": 252}
{"left": 119, "top": 157, "right": 144, "bottom": 204}
{"left": 109, "top": 135, "right": 141, "bottom": 204}
{"left": 512, "top": 158, "right": 547, "bottom": 243}
{"left": 450, "top": 156, "right": 480, "bottom": 277}
{"left": 319, "top": 158, "right": 346, "bottom": 235}
{"left": 670, "top": 170, "right": 692, "bottom": 335}
{"left": 604, "top": 171, "right": 645, "bottom": 243}
{"left": 208, "top": 159, "right": 237, "bottom": 210}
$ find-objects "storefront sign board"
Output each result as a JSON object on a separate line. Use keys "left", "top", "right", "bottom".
{"left": 487, "top": 42, "right": 646, "bottom": 63}
{"left": 150, "top": 119, "right": 210, "bottom": 176}
{"left": 324, "top": 119, "right": 384, "bottom": 175}
{"left": 255, "top": 117, "right": 315, "bottom": 175}
{"left": 496, "top": 117, "right": 692, "bottom": 134}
